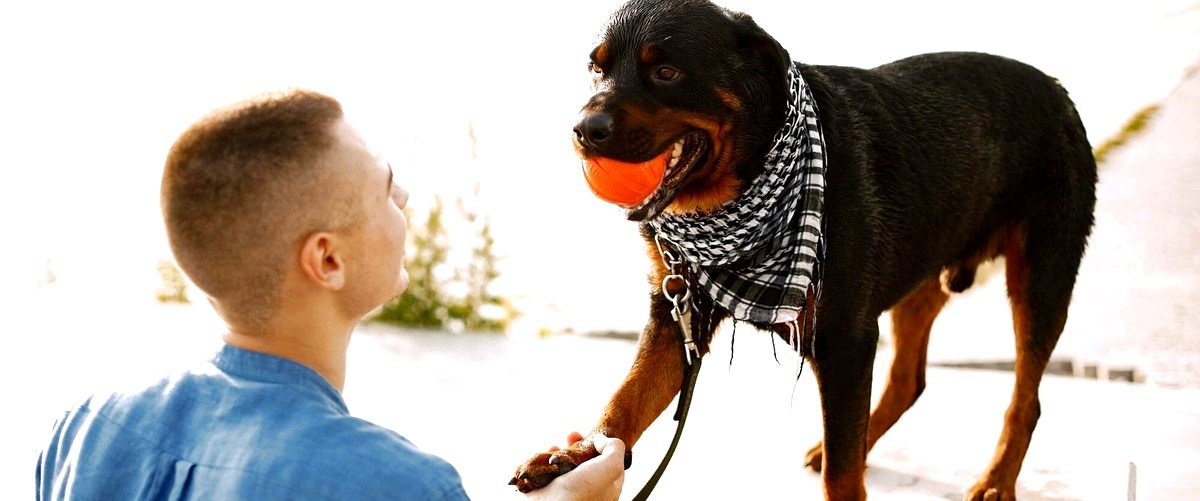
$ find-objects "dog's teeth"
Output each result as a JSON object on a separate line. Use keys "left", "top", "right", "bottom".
{"left": 667, "top": 138, "right": 684, "bottom": 170}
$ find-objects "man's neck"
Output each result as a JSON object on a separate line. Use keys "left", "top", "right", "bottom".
{"left": 222, "top": 314, "right": 354, "bottom": 392}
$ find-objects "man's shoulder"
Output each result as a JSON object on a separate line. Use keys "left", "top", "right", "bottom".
{"left": 264, "top": 417, "right": 468, "bottom": 499}
{"left": 300, "top": 415, "right": 460, "bottom": 474}
{"left": 51, "top": 387, "right": 468, "bottom": 500}
{"left": 79, "top": 361, "right": 221, "bottom": 424}
{"left": 42, "top": 357, "right": 470, "bottom": 500}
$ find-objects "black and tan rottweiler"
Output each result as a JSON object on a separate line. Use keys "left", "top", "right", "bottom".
{"left": 513, "top": 0, "right": 1097, "bottom": 499}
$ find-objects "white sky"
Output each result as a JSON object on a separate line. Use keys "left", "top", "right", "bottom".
{"left": 1, "top": 0, "right": 1198, "bottom": 334}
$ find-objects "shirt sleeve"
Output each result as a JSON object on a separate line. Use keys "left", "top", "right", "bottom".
{"left": 36, "top": 411, "right": 72, "bottom": 501}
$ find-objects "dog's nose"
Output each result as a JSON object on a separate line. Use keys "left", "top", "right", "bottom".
{"left": 574, "top": 112, "right": 614, "bottom": 148}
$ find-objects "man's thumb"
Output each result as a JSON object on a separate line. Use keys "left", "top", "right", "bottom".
{"left": 590, "top": 434, "right": 625, "bottom": 456}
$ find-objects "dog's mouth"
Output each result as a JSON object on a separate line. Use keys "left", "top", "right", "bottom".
{"left": 628, "top": 132, "right": 709, "bottom": 221}
{"left": 582, "top": 131, "right": 710, "bottom": 221}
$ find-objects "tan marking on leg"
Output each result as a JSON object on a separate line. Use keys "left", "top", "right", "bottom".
{"left": 968, "top": 225, "right": 1068, "bottom": 500}
{"left": 824, "top": 465, "right": 867, "bottom": 501}
{"left": 868, "top": 279, "right": 949, "bottom": 448}
{"left": 806, "top": 278, "right": 949, "bottom": 473}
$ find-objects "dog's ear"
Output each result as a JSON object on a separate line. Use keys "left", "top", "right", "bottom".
{"left": 727, "top": 10, "right": 790, "bottom": 80}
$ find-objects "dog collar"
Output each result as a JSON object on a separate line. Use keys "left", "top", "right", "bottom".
{"left": 648, "top": 63, "right": 828, "bottom": 326}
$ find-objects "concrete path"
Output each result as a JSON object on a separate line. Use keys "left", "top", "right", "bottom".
{"left": 347, "top": 325, "right": 1200, "bottom": 501}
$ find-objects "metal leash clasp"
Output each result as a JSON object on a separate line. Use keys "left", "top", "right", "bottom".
{"left": 656, "top": 234, "right": 700, "bottom": 365}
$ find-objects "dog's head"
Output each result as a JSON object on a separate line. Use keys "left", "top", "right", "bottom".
{"left": 574, "top": 0, "right": 791, "bottom": 221}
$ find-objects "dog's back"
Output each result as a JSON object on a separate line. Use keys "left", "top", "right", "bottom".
{"left": 803, "top": 52, "right": 1097, "bottom": 312}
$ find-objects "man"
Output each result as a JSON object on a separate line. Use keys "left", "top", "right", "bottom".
{"left": 36, "top": 90, "right": 625, "bottom": 500}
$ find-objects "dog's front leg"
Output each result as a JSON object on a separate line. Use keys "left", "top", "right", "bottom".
{"left": 811, "top": 317, "right": 879, "bottom": 501}
{"left": 510, "top": 277, "right": 692, "bottom": 492}
{"left": 593, "top": 291, "right": 691, "bottom": 449}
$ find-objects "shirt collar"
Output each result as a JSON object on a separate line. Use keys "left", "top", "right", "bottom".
{"left": 210, "top": 344, "right": 348, "bottom": 413}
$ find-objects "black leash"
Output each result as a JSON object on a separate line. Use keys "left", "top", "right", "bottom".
{"left": 630, "top": 235, "right": 706, "bottom": 500}
{"left": 631, "top": 354, "right": 702, "bottom": 501}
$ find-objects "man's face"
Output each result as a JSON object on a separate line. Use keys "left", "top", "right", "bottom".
{"left": 326, "top": 119, "right": 410, "bottom": 316}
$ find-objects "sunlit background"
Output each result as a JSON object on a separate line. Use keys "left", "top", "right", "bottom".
{"left": 3, "top": 0, "right": 1198, "bottom": 499}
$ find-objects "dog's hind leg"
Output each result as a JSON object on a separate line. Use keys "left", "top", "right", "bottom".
{"left": 966, "top": 216, "right": 1091, "bottom": 499}
{"left": 805, "top": 277, "right": 949, "bottom": 472}
{"left": 965, "top": 106, "right": 1096, "bottom": 499}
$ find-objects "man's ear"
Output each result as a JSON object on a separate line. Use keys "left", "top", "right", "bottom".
{"left": 299, "top": 232, "right": 346, "bottom": 290}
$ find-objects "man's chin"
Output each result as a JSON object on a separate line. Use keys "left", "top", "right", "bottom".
{"left": 393, "top": 271, "right": 410, "bottom": 298}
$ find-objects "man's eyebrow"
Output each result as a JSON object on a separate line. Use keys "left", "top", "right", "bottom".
{"left": 386, "top": 163, "right": 394, "bottom": 195}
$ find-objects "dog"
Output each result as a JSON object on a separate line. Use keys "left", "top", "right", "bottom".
{"left": 511, "top": 0, "right": 1097, "bottom": 499}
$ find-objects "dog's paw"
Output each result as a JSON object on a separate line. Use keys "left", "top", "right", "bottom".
{"left": 509, "top": 440, "right": 599, "bottom": 493}
{"left": 803, "top": 441, "right": 823, "bottom": 472}
{"left": 963, "top": 482, "right": 1016, "bottom": 501}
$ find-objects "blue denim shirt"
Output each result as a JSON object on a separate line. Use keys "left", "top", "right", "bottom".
{"left": 37, "top": 344, "right": 469, "bottom": 500}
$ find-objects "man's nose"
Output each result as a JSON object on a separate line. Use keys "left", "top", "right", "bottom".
{"left": 573, "top": 111, "right": 615, "bottom": 149}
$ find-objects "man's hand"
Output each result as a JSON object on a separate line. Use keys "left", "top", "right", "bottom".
{"left": 521, "top": 432, "right": 625, "bottom": 501}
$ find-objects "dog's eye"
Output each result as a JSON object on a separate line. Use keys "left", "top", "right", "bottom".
{"left": 589, "top": 62, "right": 603, "bottom": 75}
{"left": 653, "top": 66, "right": 681, "bottom": 82}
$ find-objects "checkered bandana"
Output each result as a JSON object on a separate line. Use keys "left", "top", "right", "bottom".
{"left": 648, "top": 63, "right": 827, "bottom": 325}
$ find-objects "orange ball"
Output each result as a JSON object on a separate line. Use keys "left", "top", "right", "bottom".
{"left": 583, "top": 150, "right": 670, "bottom": 207}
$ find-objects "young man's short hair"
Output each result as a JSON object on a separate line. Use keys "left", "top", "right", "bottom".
{"left": 161, "top": 89, "right": 354, "bottom": 327}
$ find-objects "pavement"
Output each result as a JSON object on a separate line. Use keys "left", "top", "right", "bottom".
{"left": 346, "top": 324, "right": 1200, "bottom": 501}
